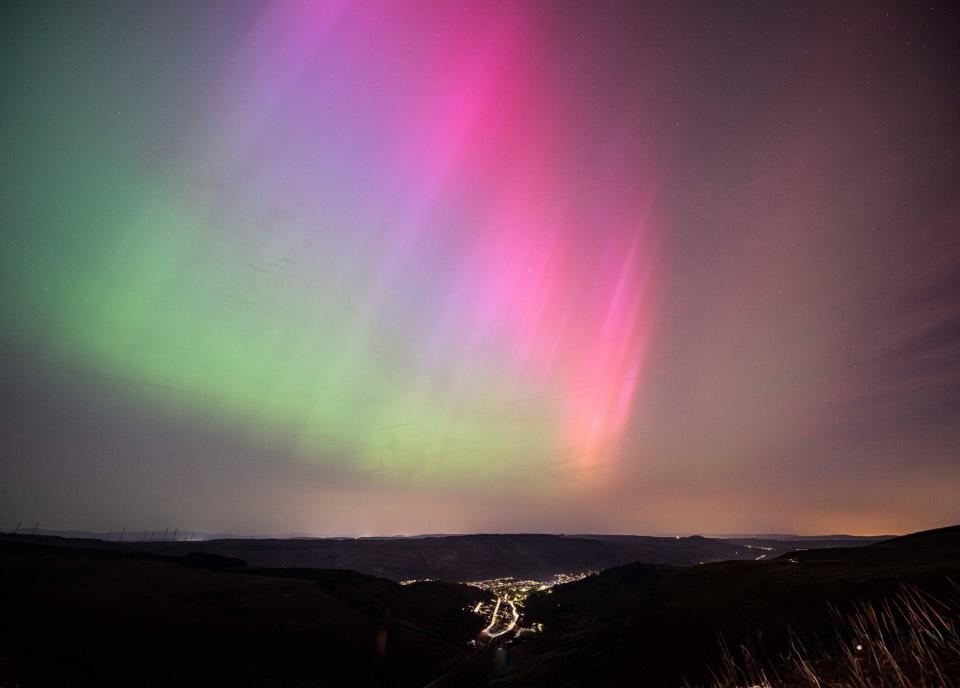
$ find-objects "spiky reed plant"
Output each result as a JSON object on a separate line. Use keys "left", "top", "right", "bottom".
{"left": 694, "top": 579, "right": 959, "bottom": 688}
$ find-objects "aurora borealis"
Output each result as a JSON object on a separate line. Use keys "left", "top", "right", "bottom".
{"left": 2, "top": 1, "right": 959, "bottom": 536}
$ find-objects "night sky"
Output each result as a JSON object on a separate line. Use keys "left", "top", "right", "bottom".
{"left": 2, "top": 1, "right": 958, "bottom": 536}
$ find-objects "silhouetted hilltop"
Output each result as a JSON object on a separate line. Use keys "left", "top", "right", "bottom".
{"left": 124, "top": 533, "right": 781, "bottom": 580}
{"left": 0, "top": 539, "right": 491, "bottom": 687}
{"left": 0, "top": 526, "right": 955, "bottom": 687}
{"left": 798, "top": 523, "right": 960, "bottom": 556}
{"left": 0, "top": 531, "right": 889, "bottom": 582}
{"left": 502, "top": 524, "right": 960, "bottom": 687}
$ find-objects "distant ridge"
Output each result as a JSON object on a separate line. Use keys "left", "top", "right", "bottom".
{"left": 703, "top": 532, "right": 899, "bottom": 540}
{"left": 0, "top": 530, "right": 888, "bottom": 581}
{"left": 7, "top": 527, "right": 897, "bottom": 541}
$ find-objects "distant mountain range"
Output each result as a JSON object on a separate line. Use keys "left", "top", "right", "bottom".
{"left": 0, "top": 525, "right": 956, "bottom": 686}
{"left": 11, "top": 527, "right": 894, "bottom": 541}
{"left": 0, "top": 531, "right": 891, "bottom": 581}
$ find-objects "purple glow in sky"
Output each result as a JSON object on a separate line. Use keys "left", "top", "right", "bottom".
{"left": 1, "top": 1, "right": 958, "bottom": 536}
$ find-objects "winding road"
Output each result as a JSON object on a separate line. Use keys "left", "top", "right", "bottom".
{"left": 422, "top": 594, "right": 519, "bottom": 687}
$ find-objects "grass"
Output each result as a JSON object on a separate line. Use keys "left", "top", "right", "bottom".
{"left": 696, "top": 579, "right": 960, "bottom": 688}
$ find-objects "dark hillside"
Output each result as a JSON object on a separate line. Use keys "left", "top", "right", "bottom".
{"left": 126, "top": 533, "right": 761, "bottom": 580}
{"left": 0, "top": 531, "right": 886, "bottom": 582}
{"left": 505, "top": 525, "right": 960, "bottom": 687}
{"left": 0, "top": 540, "right": 490, "bottom": 687}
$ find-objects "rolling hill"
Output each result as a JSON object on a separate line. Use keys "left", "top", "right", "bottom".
{"left": 0, "top": 539, "right": 491, "bottom": 687}
{"left": 493, "top": 525, "right": 960, "bottom": 687}
{"left": 123, "top": 532, "right": 884, "bottom": 581}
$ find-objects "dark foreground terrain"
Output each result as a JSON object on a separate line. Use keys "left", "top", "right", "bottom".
{"left": 0, "top": 541, "right": 490, "bottom": 687}
{"left": 0, "top": 528, "right": 955, "bottom": 687}
{"left": 488, "top": 525, "right": 960, "bottom": 687}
